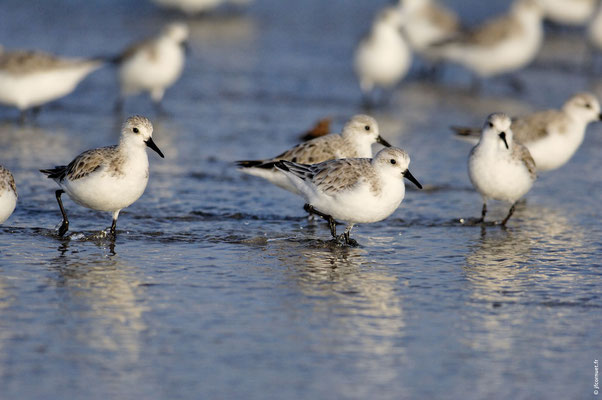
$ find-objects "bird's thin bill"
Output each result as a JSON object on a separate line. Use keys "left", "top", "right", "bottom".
{"left": 404, "top": 169, "right": 422, "bottom": 189}
{"left": 498, "top": 132, "right": 509, "bottom": 149}
{"left": 145, "top": 137, "right": 165, "bottom": 158}
{"left": 376, "top": 136, "right": 392, "bottom": 147}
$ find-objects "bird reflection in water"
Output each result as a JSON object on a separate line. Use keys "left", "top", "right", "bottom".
{"left": 48, "top": 239, "right": 147, "bottom": 368}
{"left": 271, "top": 241, "right": 407, "bottom": 363}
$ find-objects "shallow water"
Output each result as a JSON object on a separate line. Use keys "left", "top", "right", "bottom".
{"left": 0, "top": 0, "right": 601, "bottom": 399}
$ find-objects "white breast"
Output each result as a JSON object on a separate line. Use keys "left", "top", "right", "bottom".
{"left": 0, "top": 189, "right": 17, "bottom": 224}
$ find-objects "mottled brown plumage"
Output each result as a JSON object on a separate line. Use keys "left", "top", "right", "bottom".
{"left": 0, "top": 165, "right": 17, "bottom": 196}
{"left": 279, "top": 158, "right": 382, "bottom": 196}
{"left": 0, "top": 51, "right": 94, "bottom": 75}
{"left": 513, "top": 143, "right": 537, "bottom": 180}
{"left": 40, "top": 146, "right": 126, "bottom": 182}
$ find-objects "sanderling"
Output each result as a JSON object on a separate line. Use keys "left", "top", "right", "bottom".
{"left": 0, "top": 165, "right": 17, "bottom": 224}
{"left": 40, "top": 116, "right": 164, "bottom": 237}
{"left": 237, "top": 115, "right": 391, "bottom": 196}
{"left": 588, "top": 5, "right": 602, "bottom": 52}
{"left": 274, "top": 147, "right": 422, "bottom": 245}
{"left": 0, "top": 50, "right": 102, "bottom": 120}
{"left": 151, "top": 0, "right": 251, "bottom": 14}
{"left": 436, "top": 0, "right": 543, "bottom": 84}
{"left": 114, "top": 23, "right": 189, "bottom": 111}
{"left": 399, "top": 0, "right": 460, "bottom": 63}
{"left": 354, "top": 5, "right": 411, "bottom": 106}
{"left": 468, "top": 113, "right": 536, "bottom": 226}
{"left": 453, "top": 92, "right": 601, "bottom": 171}
{"left": 538, "top": 0, "right": 596, "bottom": 26}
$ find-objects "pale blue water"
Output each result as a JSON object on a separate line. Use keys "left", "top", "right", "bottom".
{"left": 0, "top": 1, "right": 601, "bottom": 399}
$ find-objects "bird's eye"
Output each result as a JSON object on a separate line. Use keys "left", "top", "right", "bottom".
{"left": 585, "top": 103, "right": 592, "bottom": 109}
{"left": 390, "top": 159, "right": 396, "bottom": 165}
{"left": 133, "top": 127, "right": 139, "bottom": 133}
{"left": 364, "top": 125, "right": 370, "bottom": 131}
{"left": 488, "top": 122, "right": 494, "bottom": 128}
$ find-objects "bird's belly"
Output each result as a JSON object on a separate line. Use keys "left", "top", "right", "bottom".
{"left": 64, "top": 172, "right": 149, "bottom": 212}
{"left": 312, "top": 186, "right": 404, "bottom": 224}
{"left": 526, "top": 132, "right": 583, "bottom": 171}
{"left": 120, "top": 51, "right": 184, "bottom": 91}
{"left": 470, "top": 156, "right": 533, "bottom": 202}
{"left": 0, "top": 190, "right": 17, "bottom": 223}
{"left": 0, "top": 66, "right": 95, "bottom": 109}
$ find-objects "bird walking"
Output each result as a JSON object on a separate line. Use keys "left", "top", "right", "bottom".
{"left": 468, "top": 113, "right": 536, "bottom": 226}
{"left": 0, "top": 50, "right": 102, "bottom": 121}
{"left": 113, "top": 23, "right": 189, "bottom": 112}
{"left": 275, "top": 147, "right": 422, "bottom": 245}
{"left": 40, "top": 116, "right": 164, "bottom": 236}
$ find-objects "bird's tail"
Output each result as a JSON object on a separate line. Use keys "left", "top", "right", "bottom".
{"left": 235, "top": 160, "right": 277, "bottom": 169}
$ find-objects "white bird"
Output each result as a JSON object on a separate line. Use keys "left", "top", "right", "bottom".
{"left": 399, "top": 0, "right": 461, "bottom": 63}
{"left": 151, "top": 0, "right": 251, "bottom": 14}
{"left": 588, "top": 4, "right": 602, "bottom": 51}
{"left": 236, "top": 115, "right": 391, "bottom": 195}
{"left": 538, "top": 0, "right": 596, "bottom": 26}
{"left": 114, "top": 23, "right": 189, "bottom": 111}
{"left": 354, "top": 6, "right": 411, "bottom": 106}
{"left": 437, "top": 0, "right": 543, "bottom": 83}
{"left": 0, "top": 50, "right": 102, "bottom": 120}
{"left": 274, "top": 147, "right": 422, "bottom": 245}
{"left": 40, "top": 116, "right": 164, "bottom": 236}
{"left": 468, "top": 113, "right": 536, "bottom": 226}
{"left": 453, "top": 92, "right": 602, "bottom": 171}
{"left": 0, "top": 165, "right": 17, "bottom": 224}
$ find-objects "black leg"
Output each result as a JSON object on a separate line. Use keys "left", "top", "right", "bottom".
{"left": 110, "top": 210, "right": 120, "bottom": 236}
{"left": 476, "top": 203, "right": 487, "bottom": 223}
{"left": 304, "top": 203, "right": 337, "bottom": 238}
{"left": 31, "top": 106, "right": 42, "bottom": 118}
{"left": 55, "top": 190, "right": 69, "bottom": 237}
{"left": 19, "top": 110, "right": 27, "bottom": 125}
{"left": 303, "top": 203, "right": 314, "bottom": 218}
{"left": 501, "top": 203, "right": 516, "bottom": 226}
{"left": 343, "top": 230, "right": 358, "bottom": 247}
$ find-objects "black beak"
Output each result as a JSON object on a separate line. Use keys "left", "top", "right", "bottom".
{"left": 499, "top": 131, "right": 509, "bottom": 149}
{"left": 376, "top": 135, "right": 392, "bottom": 147}
{"left": 181, "top": 40, "right": 191, "bottom": 56}
{"left": 598, "top": 113, "right": 602, "bottom": 121}
{"left": 403, "top": 169, "right": 422, "bottom": 189}
{"left": 145, "top": 137, "right": 164, "bottom": 158}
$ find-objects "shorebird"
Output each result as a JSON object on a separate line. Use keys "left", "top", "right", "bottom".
{"left": 468, "top": 113, "right": 536, "bottom": 226}
{"left": 40, "top": 116, "right": 164, "bottom": 236}
{"left": 354, "top": 5, "right": 411, "bottom": 106}
{"left": 113, "top": 23, "right": 189, "bottom": 112}
{"left": 0, "top": 50, "right": 102, "bottom": 120}
{"left": 275, "top": 147, "right": 422, "bottom": 245}
{"left": 453, "top": 92, "right": 602, "bottom": 171}
{"left": 237, "top": 115, "right": 391, "bottom": 195}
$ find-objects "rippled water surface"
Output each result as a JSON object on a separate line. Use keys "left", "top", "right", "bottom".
{"left": 0, "top": 1, "right": 601, "bottom": 399}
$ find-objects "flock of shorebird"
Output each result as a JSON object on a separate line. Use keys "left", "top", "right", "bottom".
{"left": 355, "top": 0, "right": 602, "bottom": 102}
{"left": 0, "top": 0, "right": 600, "bottom": 246}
